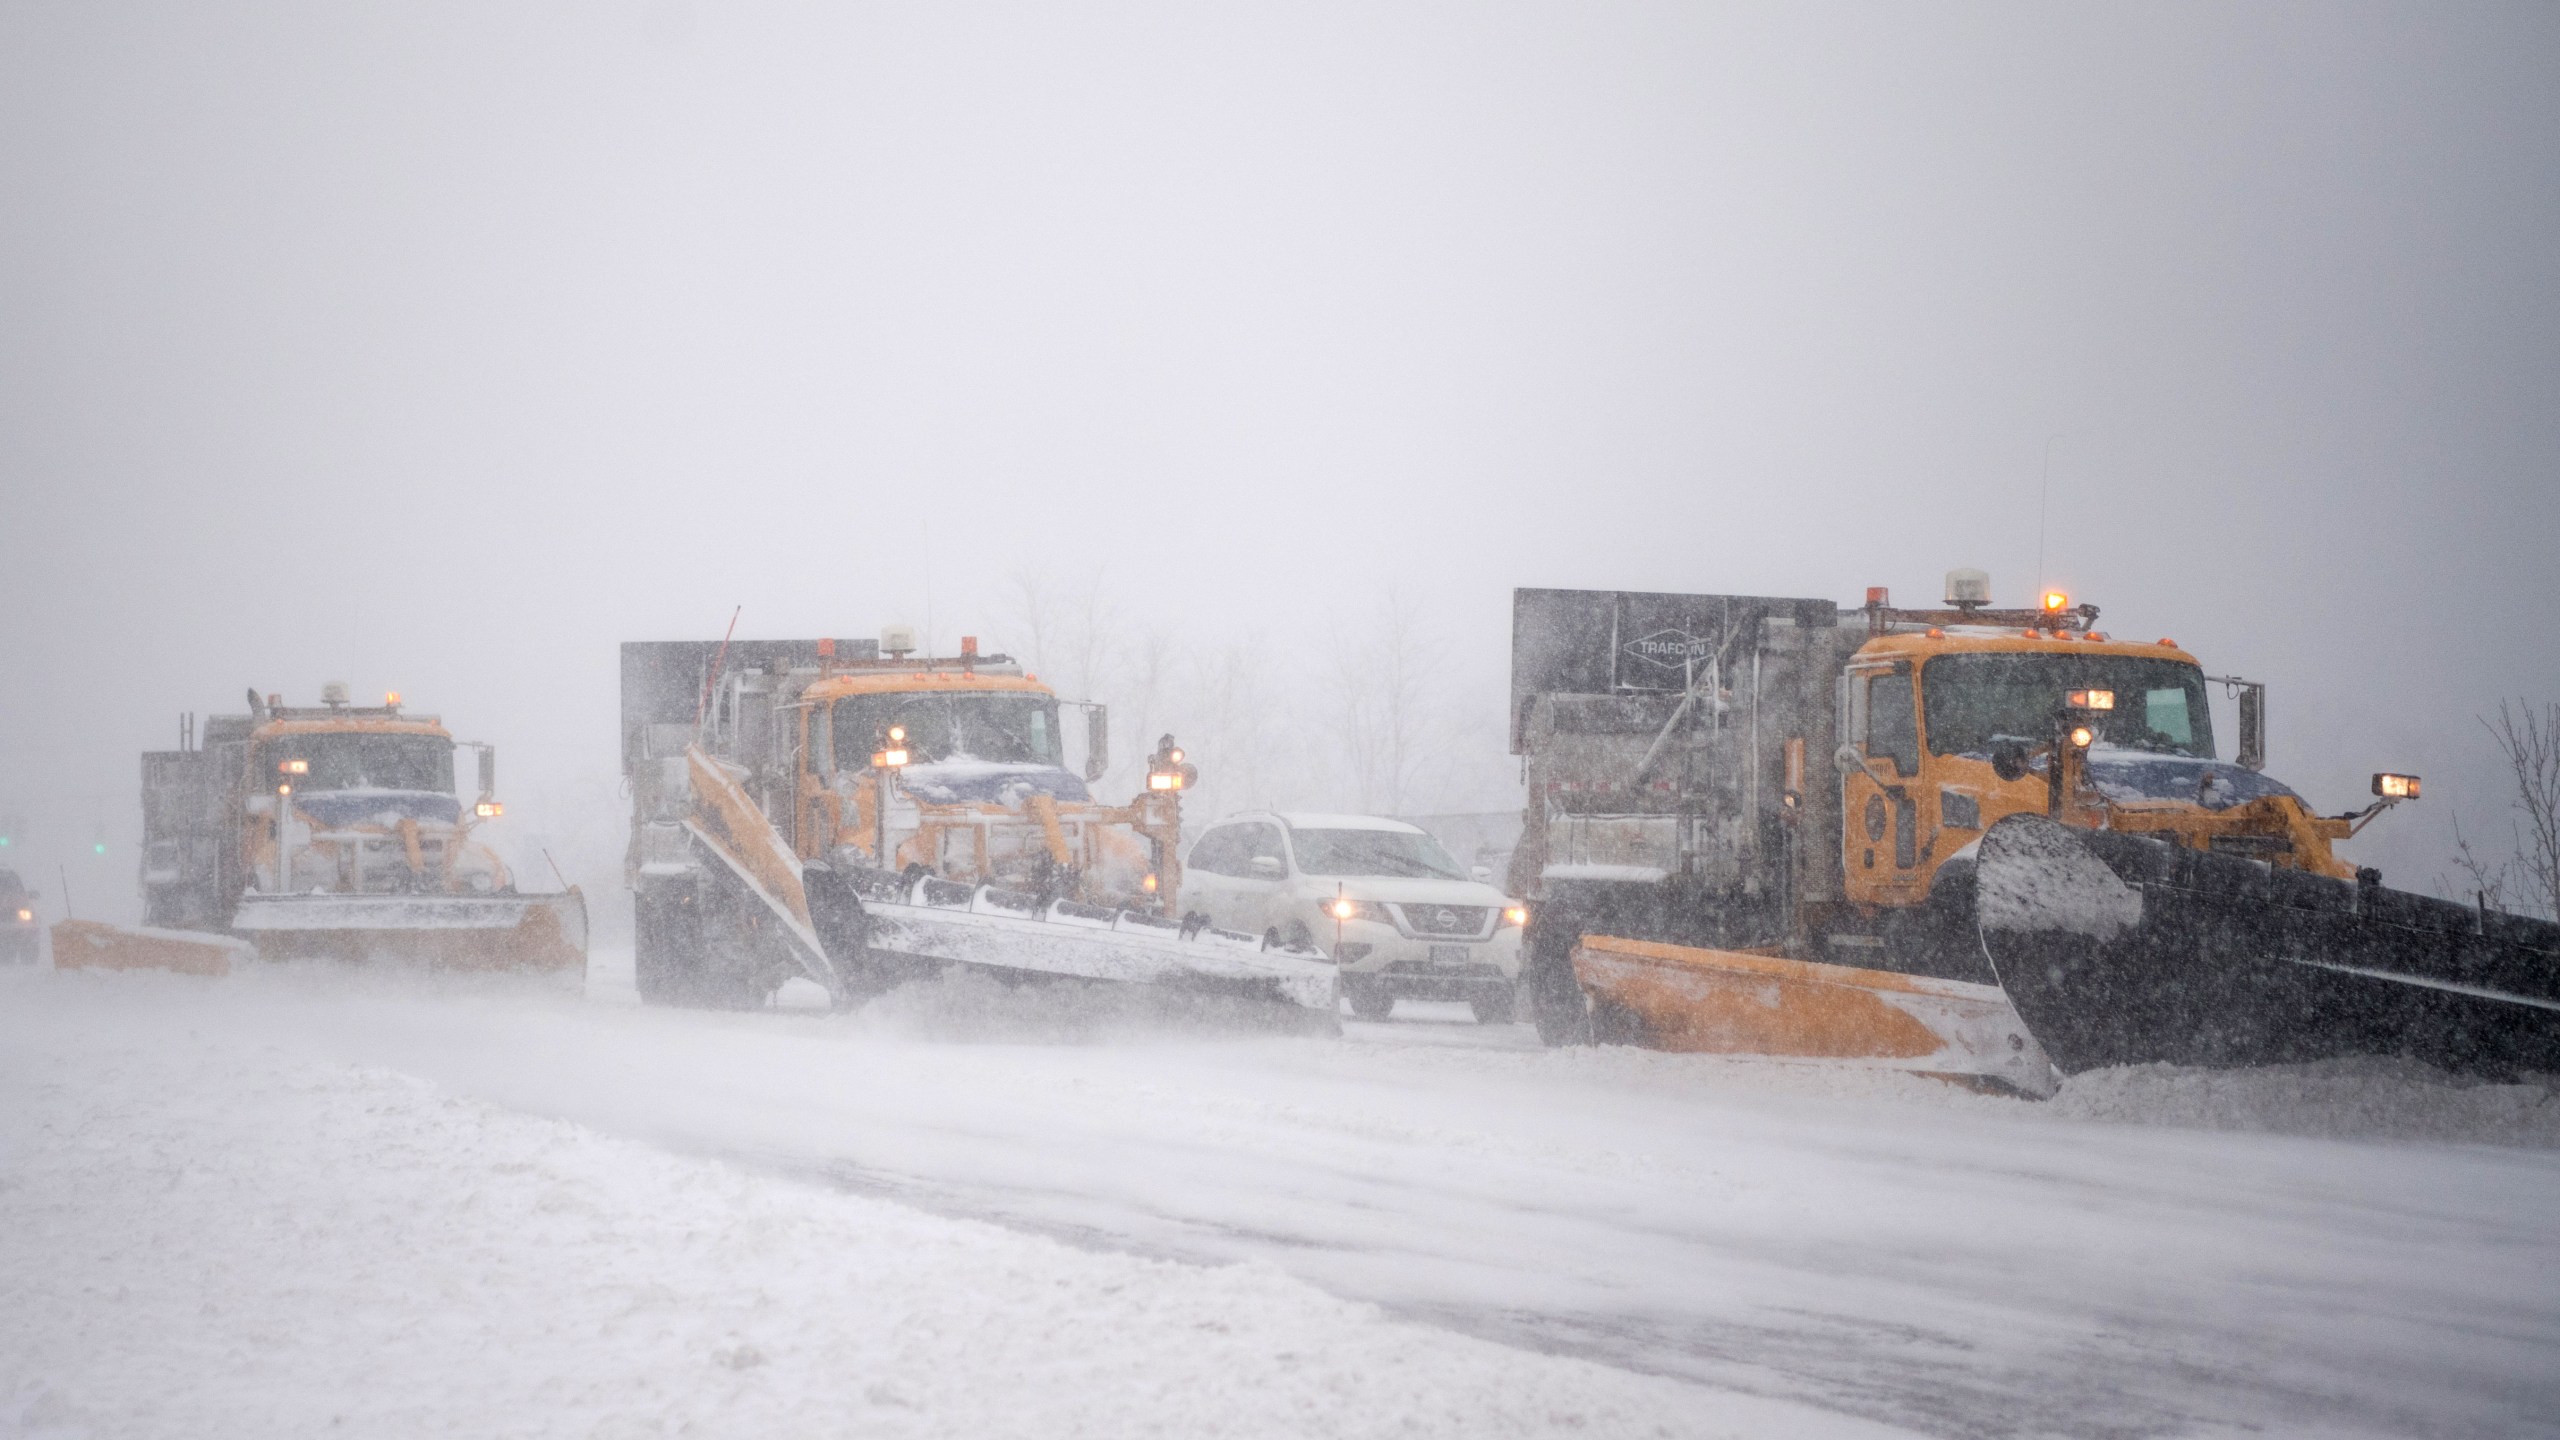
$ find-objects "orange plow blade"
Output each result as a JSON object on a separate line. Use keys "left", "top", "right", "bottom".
{"left": 50, "top": 919, "right": 253, "bottom": 978}
{"left": 1571, "top": 935, "right": 2059, "bottom": 1097}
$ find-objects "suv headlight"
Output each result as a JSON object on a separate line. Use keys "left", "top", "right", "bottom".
{"left": 1500, "top": 903, "right": 1529, "bottom": 928}
{"left": 1326, "top": 897, "right": 1392, "bottom": 924}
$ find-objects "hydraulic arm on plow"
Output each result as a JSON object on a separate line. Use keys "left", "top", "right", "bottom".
{"left": 1511, "top": 580, "right": 2560, "bottom": 1093}
{"left": 620, "top": 634, "right": 1336, "bottom": 1025}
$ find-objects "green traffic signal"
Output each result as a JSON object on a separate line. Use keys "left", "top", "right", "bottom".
{"left": 92, "top": 842, "right": 106, "bottom": 855}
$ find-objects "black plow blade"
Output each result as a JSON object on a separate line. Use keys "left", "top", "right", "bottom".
{"left": 1975, "top": 814, "right": 2560, "bottom": 1077}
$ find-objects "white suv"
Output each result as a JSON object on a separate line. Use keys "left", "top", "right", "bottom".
{"left": 1179, "top": 812, "right": 1527, "bottom": 1023}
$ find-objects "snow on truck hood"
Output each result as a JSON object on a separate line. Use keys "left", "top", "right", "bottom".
{"left": 2082, "top": 748, "right": 2303, "bottom": 810}
{"left": 895, "top": 761, "right": 1092, "bottom": 807}
{"left": 1979, "top": 748, "right": 2303, "bottom": 812}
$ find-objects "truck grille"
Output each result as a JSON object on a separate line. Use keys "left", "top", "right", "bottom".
{"left": 1394, "top": 904, "right": 1489, "bottom": 937}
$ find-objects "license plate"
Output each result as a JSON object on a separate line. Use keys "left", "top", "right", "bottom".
{"left": 1427, "top": 945, "right": 1473, "bottom": 965}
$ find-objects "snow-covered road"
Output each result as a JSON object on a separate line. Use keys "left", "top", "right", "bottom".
{"left": 7, "top": 957, "right": 2558, "bottom": 1439}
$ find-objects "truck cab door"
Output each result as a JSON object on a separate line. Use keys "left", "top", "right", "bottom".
{"left": 1842, "top": 664, "right": 1928, "bottom": 908}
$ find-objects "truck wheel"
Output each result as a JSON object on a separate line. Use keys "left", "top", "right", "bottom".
{"left": 1587, "top": 992, "right": 1643, "bottom": 1046}
{"left": 1345, "top": 982, "right": 1396, "bottom": 1021}
{"left": 636, "top": 874, "right": 771, "bottom": 1009}
{"left": 633, "top": 880, "right": 700, "bottom": 1007}
{"left": 802, "top": 863, "right": 879, "bottom": 1007}
{"left": 1524, "top": 910, "right": 1591, "bottom": 1046}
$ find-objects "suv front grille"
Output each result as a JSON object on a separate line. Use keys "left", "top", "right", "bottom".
{"left": 1394, "top": 903, "right": 1490, "bottom": 937}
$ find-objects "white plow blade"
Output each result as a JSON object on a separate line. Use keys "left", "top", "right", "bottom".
{"left": 233, "top": 893, "right": 574, "bottom": 932}
{"left": 863, "top": 883, "right": 1340, "bottom": 1016}
{"left": 229, "top": 889, "right": 589, "bottom": 973}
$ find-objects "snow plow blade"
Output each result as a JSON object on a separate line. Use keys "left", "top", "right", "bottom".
{"left": 50, "top": 919, "right": 253, "bottom": 977}
{"left": 1976, "top": 813, "right": 2560, "bottom": 1077}
{"left": 230, "top": 889, "right": 589, "bottom": 974}
{"left": 831, "top": 866, "right": 1342, "bottom": 1035}
{"left": 1570, "top": 935, "right": 2059, "bottom": 1097}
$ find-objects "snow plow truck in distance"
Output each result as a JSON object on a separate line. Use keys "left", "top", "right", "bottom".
{"left": 619, "top": 631, "right": 1338, "bottom": 1027}
{"left": 63, "top": 685, "right": 589, "bottom": 977}
{"left": 1510, "top": 579, "right": 2560, "bottom": 1095}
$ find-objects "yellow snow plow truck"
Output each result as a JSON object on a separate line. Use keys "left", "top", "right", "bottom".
{"left": 76, "top": 684, "right": 588, "bottom": 976}
{"left": 619, "top": 632, "right": 1337, "bottom": 1026}
{"left": 1512, "top": 580, "right": 2560, "bottom": 1095}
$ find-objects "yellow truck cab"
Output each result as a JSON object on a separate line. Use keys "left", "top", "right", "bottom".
{"left": 1837, "top": 623, "right": 2357, "bottom": 918}
{"left": 134, "top": 684, "right": 585, "bottom": 971}
{"left": 791, "top": 666, "right": 1173, "bottom": 906}
{"left": 240, "top": 711, "right": 515, "bottom": 896}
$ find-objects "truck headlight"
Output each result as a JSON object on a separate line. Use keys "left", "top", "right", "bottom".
{"left": 1328, "top": 898, "right": 1391, "bottom": 924}
{"left": 1501, "top": 904, "right": 1529, "bottom": 928}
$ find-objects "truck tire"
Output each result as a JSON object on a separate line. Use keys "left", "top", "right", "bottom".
{"left": 633, "top": 879, "right": 701, "bottom": 1006}
{"left": 635, "top": 873, "right": 772, "bottom": 1009}
{"left": 802, "top": 863, "right": 879, "bottom": 1008}
{"left": 1588, "top": 992, "right": 1644, "bottom": 1046}
{"left": 1345, "top": 981, "right": 1395, "bottom": 1020}
{"left": 1524, "top": 907, "right": 1591, "bottom": 1046}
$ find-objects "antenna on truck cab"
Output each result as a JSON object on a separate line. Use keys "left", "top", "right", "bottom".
{"left": 695, "top": 606, "right": 742, "bottom": 738}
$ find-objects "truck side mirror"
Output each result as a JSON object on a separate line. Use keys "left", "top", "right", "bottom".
{"left": 477, "top": 746, "right": 496, "bottom": 799}
{"left": 1084, "top": 705, "right": 1109, "bottom": 782}
{"left": 1990, "top": 738, "right": 2030, "bottom": 783}
{"left": 1249, "top": 855, "right": 1285, "bottom": 880}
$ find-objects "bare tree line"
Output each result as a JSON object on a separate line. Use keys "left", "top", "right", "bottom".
{"left": 1003, "top": 566, "right": 1516, "bottom": 829}
{"left": 2450, "top": 699, "right": 2560, "bottom": 921}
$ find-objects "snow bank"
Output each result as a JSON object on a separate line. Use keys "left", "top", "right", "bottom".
{"left": 853, "top": 966, "right": 1334, "bottom": 1043}
{"left": 2051, "top": 1056, "right": 2560, "bottom": 1149}
{"left": 0, "top": 972, "right": 1865, "bottom": 1440}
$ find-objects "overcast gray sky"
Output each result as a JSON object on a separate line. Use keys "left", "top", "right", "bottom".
{"left": 5, "top": 1, "right": 2556, "bottom": 916}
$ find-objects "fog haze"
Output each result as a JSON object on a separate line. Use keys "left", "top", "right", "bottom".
{"left": 6, "top": 1, "right": 2556, "bottom": 921}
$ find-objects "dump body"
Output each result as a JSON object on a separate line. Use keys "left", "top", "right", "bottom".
{"left": 1508, "top": 588, "right": 1865, "bottom": 956}
{"left": 129, "top": 695, "right": 585, "bottom": 973}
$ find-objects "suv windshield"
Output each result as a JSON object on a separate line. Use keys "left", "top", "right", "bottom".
{"left": 260, "top": 733, "right": 456, "bottom": 792}
{"left": 1923, "top": 654, "right": 2216, "bottom": 759}
{"left": 1290, "top": 828, "right": 1467, "bottom": 880}
{"left": 833, "top": 692, "right": 1063, "bottom": 768}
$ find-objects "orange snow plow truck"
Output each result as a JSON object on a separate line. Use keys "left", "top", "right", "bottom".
{"left": 619, "top": 631, "right": 1337, "bottom": 1026}
{"left": 57, "top": 684, "right": 586, "bottom": 977}
{"left": 1512, "top": 579, "right": 2560, "bottom": 1096}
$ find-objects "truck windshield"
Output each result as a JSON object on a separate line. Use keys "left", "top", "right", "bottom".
{"left": 1923, "top": 654, "right": 2216, "bottom": 759}
{"left": 832, "top": 692, "right": 1063, "bottom": 768}
{"left": 261, "top": 733, "right": 456, "bottom": 792}
{"left": 1290, "top": 829, "right": 1468, "bottom": 880}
